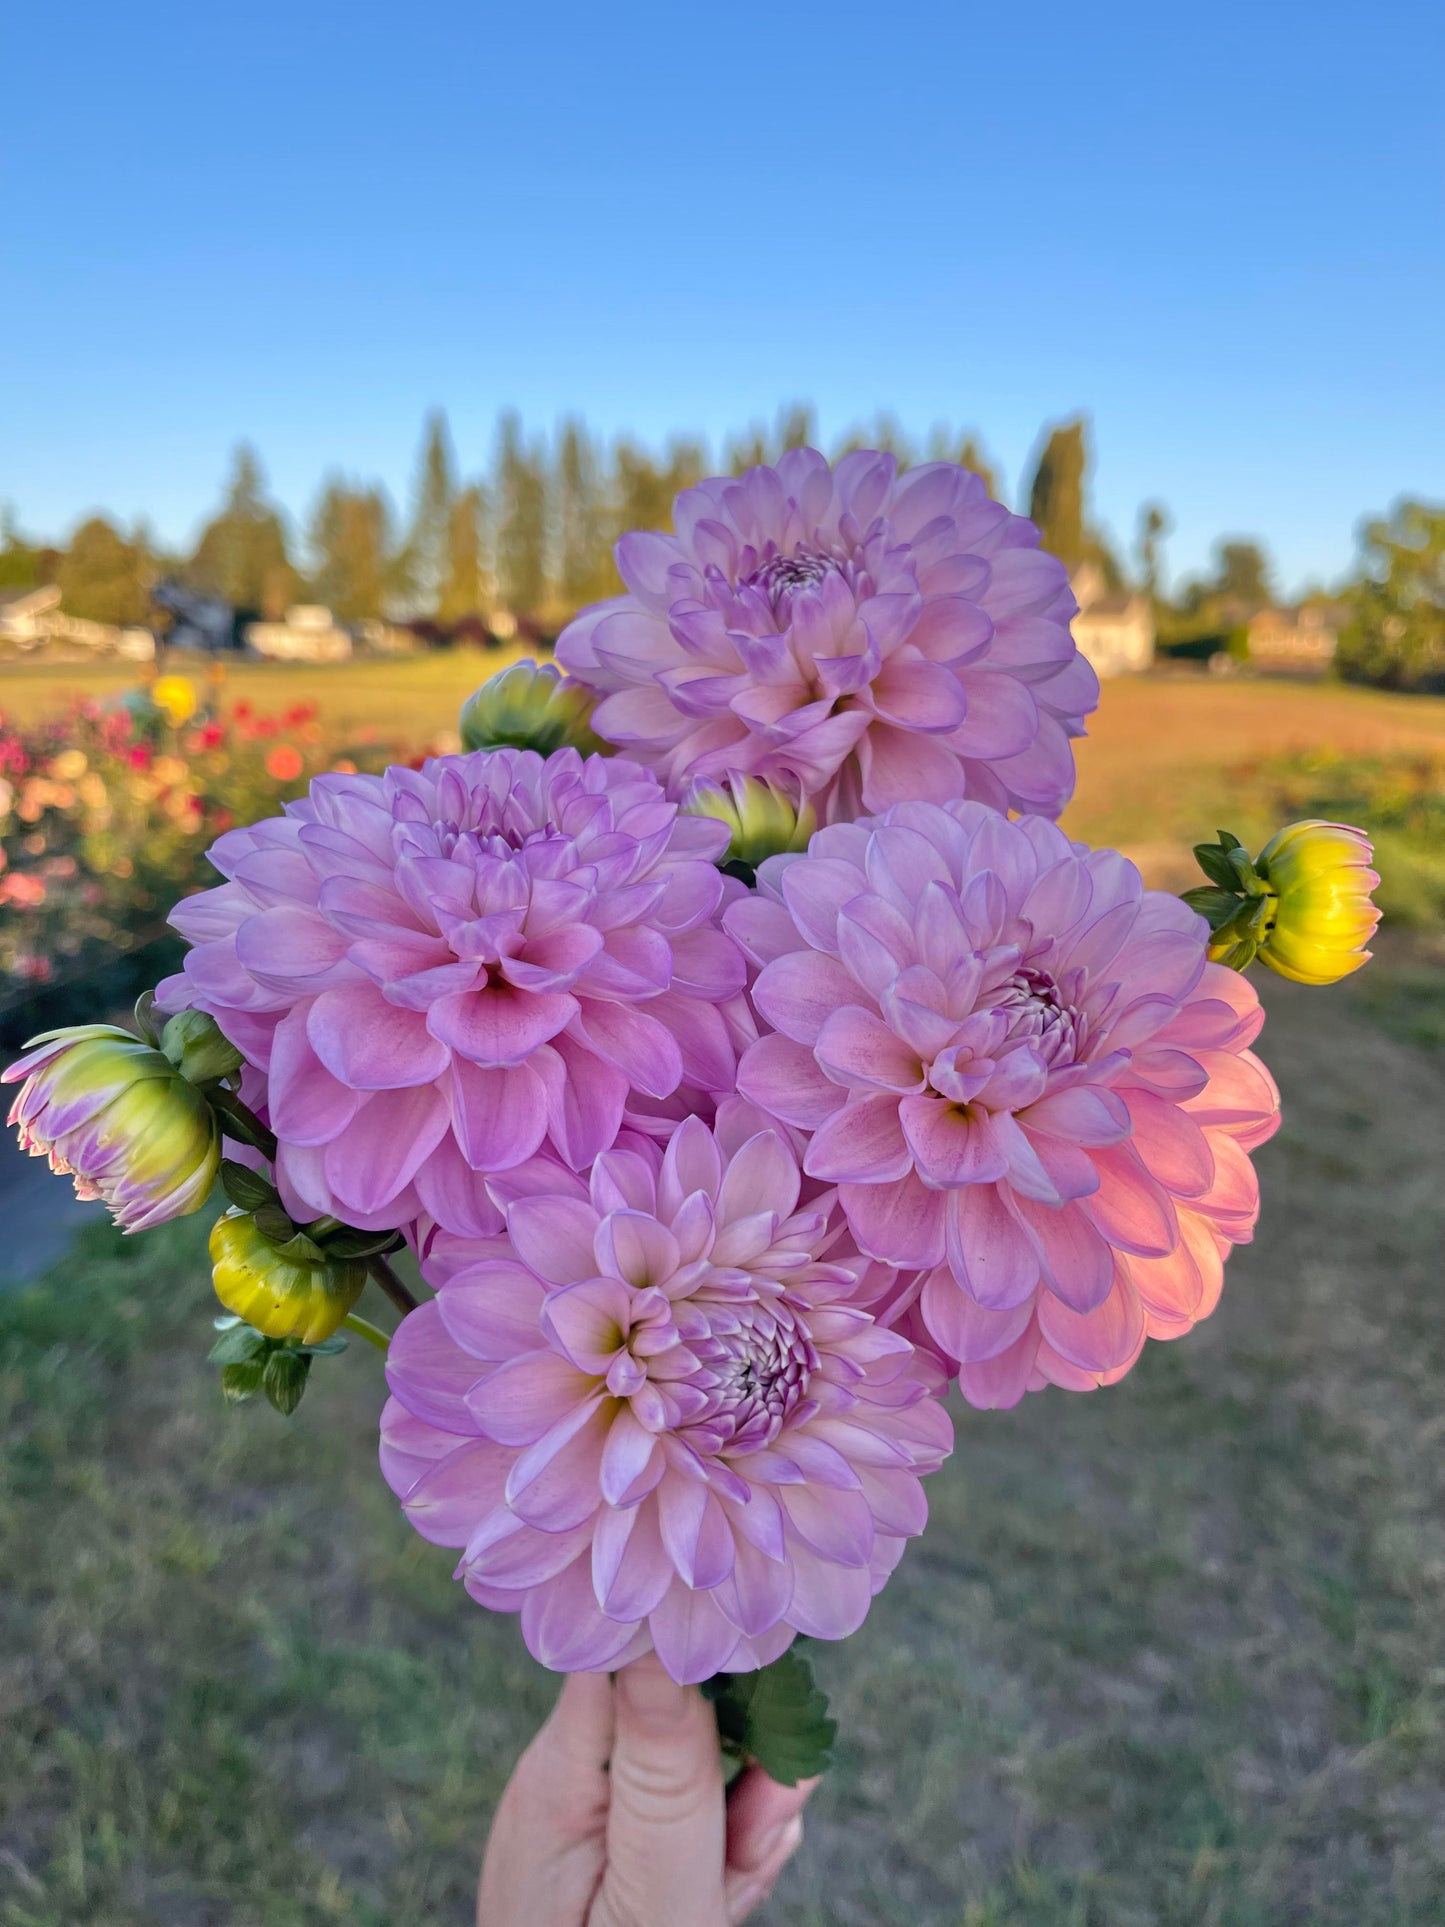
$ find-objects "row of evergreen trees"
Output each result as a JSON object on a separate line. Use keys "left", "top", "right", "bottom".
{"left": 0, "top": 408, "right": 1100, "bottom": 635}
{"left": 1, "top": 407, "right": 1296, "bottom": 640}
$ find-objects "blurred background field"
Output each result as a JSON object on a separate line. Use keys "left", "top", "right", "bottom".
{"left": 4, "top": 658, "right": 1442, "bottom": 1053}
{"left": 3, "top": 962, "right": 1441, "bottom": 1926}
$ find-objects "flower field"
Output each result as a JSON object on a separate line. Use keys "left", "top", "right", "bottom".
{"left": 0, "top": 676, "right": 436, "bottom": 1045}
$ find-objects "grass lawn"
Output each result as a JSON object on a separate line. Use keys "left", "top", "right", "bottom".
{"left": 2, "top": 965, "right": 1443, "bottom": 1925}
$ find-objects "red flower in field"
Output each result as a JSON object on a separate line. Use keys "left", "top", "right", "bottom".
{"left": 192, "top": 722, "right": 225, "bottom": 751}
{"left": 265, "top": 744, "right": 305, "bottom": 782}
{"left": 127, "top": 745, "right": 152, "bottom": 770}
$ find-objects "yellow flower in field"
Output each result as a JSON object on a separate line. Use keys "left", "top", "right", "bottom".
{"left": 50, "top": 749, "right": 88, "bottom": 780}
{"left": 151, "top": 675, "right": 198, "bottom": 727}
{"left": 1206, "top": 820, "right": 1382, "bottom": 985}
{"left": 209, "top": 1209, "right": 367, "bottom": 1345}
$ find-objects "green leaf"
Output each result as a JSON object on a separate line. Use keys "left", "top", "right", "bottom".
{"left": 1216, "top": 829, "right": 1243, "bottom": 851}
{"left": 262, "top": 1350, "right": 311, "bottom": 1417}
{"left": 319, "top": 1225, "right": 405, "bottom": 1260}
{"left": 208, "top": 1322, "right": 267, "bottom": 1367}
{"left": 252, "top": 1203, "right": 297, "bottom": 1244}
{"left": 1220, "top": 935, "right": 1259, "bottom": 971}
{"left": 1180, "top": 886, "right": 1244, "bottom": 931}
{"left": 298, "top": 1334, "right": 349, "bottom": 1358}
{"left": 220, "top": 1359, "right": 265, "bottom": 1403}
{"left": 220, "top": 1160, "right": 278, "bottom": 1213}
{"left": 275, "top": 1231, "right": 328, "bottom": 1265}
{"left": 133, "top": 989, "right": 160, "bottom": 1045}
{"left": 1191, "top": 842, "right": 1240, "bottom": 892}
{"left": 703, "top": 1647, "right": 836, "bottom": 1786}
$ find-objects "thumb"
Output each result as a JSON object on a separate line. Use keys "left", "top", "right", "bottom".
{"left": 593, "top": 1654, "right": 727, "bottom": 1927}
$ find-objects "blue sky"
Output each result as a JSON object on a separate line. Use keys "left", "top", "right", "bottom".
{"left": 2, "top": 0, "right": 1440, "bottom": 593}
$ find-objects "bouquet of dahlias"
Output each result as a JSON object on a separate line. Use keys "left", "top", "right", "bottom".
{"left": 7, "top": 450, "right": 1382, "bottom": 1782}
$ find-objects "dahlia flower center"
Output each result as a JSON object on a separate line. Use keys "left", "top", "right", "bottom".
{"left": 683, "top": 1297, "right": 818, "bottom": 1456}
{"left": 745, "top": 545, "right": 846, "bottom": 617}
{"left": 990, "top": 965, "right": 1085, "bottom": 1067}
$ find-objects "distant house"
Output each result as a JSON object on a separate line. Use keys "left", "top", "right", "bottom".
{"left": 1069, "top": 562, "right": 1155, "bottom": 677}
{"left": 1247, "top": 603, "right": 1344, "bottom": 674}
{"left": 244, "top": 604, "right": 352, "bottom": 664}
{"left": 0, "top": 584, "right": 153, "bottom": 659}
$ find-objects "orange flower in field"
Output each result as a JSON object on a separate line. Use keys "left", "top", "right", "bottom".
{"left": 265, "top": 745, "right": 305, "bottom": 782}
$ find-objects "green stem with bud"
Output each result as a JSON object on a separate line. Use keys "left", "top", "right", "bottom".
{"left": 342, "top": 1312, "right": 392, "bottom": 1352}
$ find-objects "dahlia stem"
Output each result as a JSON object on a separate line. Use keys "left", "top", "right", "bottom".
{"left": 342, "top": 1312, "right": 391, "bottom": 1353}
{"left": 366, "top": 1252, "right": 419, "bottom": 1318}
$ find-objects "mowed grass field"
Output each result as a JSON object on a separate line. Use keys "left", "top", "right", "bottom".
{"left": 2, "top": 972, "right": 1442, "bottom": 1926}
{"left": 4, "top": 650, "right": 1445, "bottom": 834}
{"left": 2, "top": 663, "right": 1444, "bottom": 1924}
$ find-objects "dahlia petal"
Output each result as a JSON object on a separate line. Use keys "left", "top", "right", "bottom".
{"left": 1084, "top": 1143, "right": 1180, "bottom": 1258}
{"left": 648, "top": 1581, "right": 745, "bottom": 1684}
{"left": 439, "top": 1262, "right": 548, "bottom": 1361}
{"left": 324, "top": 1083, "right": 450, "bottom": 1215}
{"left": 599, "top": 1407, "right": 661, "bottom": 1508}
{"left": 533, "top": 1034, "right": 629, "bottom": 1169}
{"left": 386, "top": 1300, "right": 486, "bottom": 1434}
{"left": 505, "top": 1397, "right": 612, "bottom": 1530}
{"left": 713, "top": 1533, "right": 794, "bottom": 1637}
{"left": 922, "top": 1265, "right": 1036, "bottom": 1362}
{"left": 737, "top": 1033, "right": 846, "bottom": 1130}
{"left": 780, "top": 1484, "right": 874, "bottom": 1568}
{"left": 1037, "top": 1267, "right": 1146, "bottom": 1373}
{"left": 570, "top": 1000, "right": 682, "bottom": 1098}
{"left": 308, "top": 981, "right": 450, "bottom": 1090}
{"left": 1013, "top": 1198, "right": 1116, "bottom": 1313}
{"left": 840, "top": 1172, "right": 948, "bottom": 1268}
{"left": 956, "top": 1325, "right": 1041, "bottom": 1410}
{"left": 899, "top": 1095, "right": 1008, "bottom": 1188}
{"left": 466, "top": 1351, "right": 596, "bottom": 1448}
{"left": 427, "top": 983, "right": 577, "bottom": 1068}
{"left": 398, "top": 1438, "right": 511, "bottom": 1548}
{"left": 815, "top": 1005, "right": 925, "bottom": 1094}
{"left": 522, "top": 1555, "right": 643, "bottom": 1671}
{"left": 783, "top": 1547, "right": 873, "bottom": 1641}
{"left": 943, "top": 1184, "right": 1041, "bottom": 1311}
{"left": 752, "top": 949, "right": 859, "bottom": 1047}
{"left": 804, "top": 1094, "right": 912, "bottom": 1184}
{"left": 592, "top": 1496, "right": 673, "bottom": 1618}
{"left": 506, "top": 1194, "right": 601, "bottom": 1285}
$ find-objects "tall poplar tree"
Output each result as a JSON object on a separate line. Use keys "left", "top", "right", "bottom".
{"left": 405, "top": 411, "right": 458, "bottom": 617}
{"left": 309, "top": 480, "right": 397, "bottom": 622}
{"left": 1025, "top": 419, "right": 1088, "bottom": 569}
{"left": 494, "top": 412, "right": 549, "bottom": 617}
{"left": 188, "top": 445, "right": 298, "bottom": 615}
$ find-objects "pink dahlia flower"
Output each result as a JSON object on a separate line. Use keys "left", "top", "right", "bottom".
{"left": 379, "top": 1110, "right": 952, "bottom": 1682}
{"left": 556, "top": 448, "right": 1098, "bottom": 823}
{"left": 158, "top": 748, "right": 747, "bottom": 1237}
{"left": 728, "top": 803, "right": 1281, "bottom": 1408}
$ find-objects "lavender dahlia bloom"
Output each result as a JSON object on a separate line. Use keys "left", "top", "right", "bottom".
{"left": 728, "top": 803, "right": 1282, "bottom": 1408}
{"left": 379, "top": 1111, "right": 952, "bottom": 1682}
{"left": 556, "top": 448, "right": 1098, "bottom": 823}
{"left": 159, "top": 749, "right": 747, "bottom": 1237}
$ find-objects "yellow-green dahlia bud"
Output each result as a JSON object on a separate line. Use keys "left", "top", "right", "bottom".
{"left": 1243, "top": 819, "right": 1382, "bottom": 985}
{"left": 3, "top": 1023, "right": 220, "bottom": 1231}
{"left": 680, "top": 773, "right": 818, "bottom": 870}
{"left": 459, "top": 659, "right": 604, "bottom": 756}
{"left": 209, "top": 1209, "right": 366, "bottom": 1345}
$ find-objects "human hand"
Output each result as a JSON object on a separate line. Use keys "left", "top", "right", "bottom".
{"left": 477, "top": 1655, "right": 819, "bottom": 1926}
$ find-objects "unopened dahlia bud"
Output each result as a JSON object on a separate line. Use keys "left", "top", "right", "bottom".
{"left": 210, "top": 1209, "right": 366, "bottom": 1345}
{"left": 681, "top": 773, "right": 817, "bottom": 872}
{"left": 159, "top": 1008, "right": 244, "bottom": 1085}
{"left": 459, "top": 660, "right": 603, "bottom": 756}
{"left": 4, "top": 1024, "right": 220, "bottom": 1231}
{"left": 1247, "top": 819, "right": 1381, "bottom": 984}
